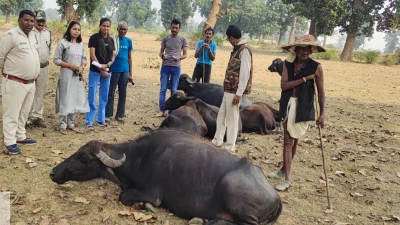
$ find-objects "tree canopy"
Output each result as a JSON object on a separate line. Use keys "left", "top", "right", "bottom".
{"left": 160, "top": 0, "right": 193, "bottom": 29}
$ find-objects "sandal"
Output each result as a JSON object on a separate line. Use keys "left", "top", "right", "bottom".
{"left": 67, "top": 125, "right": 82, "bottom": 133}
{"left": 97, "top": 122, "right": 112, "bottom": 128}
{"left": 86, "top": 124, "right": 95, "bottom": 131}
{"left": 59, "top": 128, "right": 68, "bottom": 135}
{"left": 267, "top": 170, "right": 284, "bottom": 180}
{"left": 275, "top": 180, "right": 292, "bottom": 192}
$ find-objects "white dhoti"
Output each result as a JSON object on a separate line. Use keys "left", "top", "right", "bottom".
{"left": 284, "top": 97, "right": 309, "bottom": 139}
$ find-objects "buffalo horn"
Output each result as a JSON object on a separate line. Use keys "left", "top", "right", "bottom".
{"left": 185, "top": 77, "right": 197, "bottom": 84}
{"left": 95, "top": 150, "right": 126, "bottom": 168}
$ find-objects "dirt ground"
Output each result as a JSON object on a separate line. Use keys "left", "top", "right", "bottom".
{"left": 0, "top": 26, "right": 399, "bottom": 225}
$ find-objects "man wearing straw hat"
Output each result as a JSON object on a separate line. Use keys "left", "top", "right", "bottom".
{"left": 267, "top": 34, "right": 326, "bottom": 191}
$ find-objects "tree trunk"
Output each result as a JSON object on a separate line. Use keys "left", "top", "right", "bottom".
{"left": 340, "top": 0, "right": 361, "bottom": 61}
{"left": 288, "top": 15, "right": 296, "bottom": 44}
{"left": 323, "top": 35, "right": 327, "bottom": 48}
{"left": 88, "top": 20, "right": 92, "bottom": 30}
{"left": 278, "top": 29, "right": 285, "bottom": 45}
{"left": 5, "top": 12, "right": 11, "bottom": 24}
{"left": 308, "top": 18, "right": 318, "bottom": 38}
{"left": 340, "top": 34, "right": 356, "bottom": 61}
{"left": 202, "top": 0, "right": 222, "bottom": 35}
{"left": 110, "top": 7, "right": 117, "bottom": 20}
{"left": 62, "top": 3, "right": 79, "bottom": 24}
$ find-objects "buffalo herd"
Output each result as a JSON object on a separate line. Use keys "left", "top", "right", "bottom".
{"left": 50, "top": 69, "right": 285, "bottom": 224}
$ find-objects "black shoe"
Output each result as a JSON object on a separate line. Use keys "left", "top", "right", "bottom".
{"left": 31, "top": 118, "right": 47, "bottom": 128}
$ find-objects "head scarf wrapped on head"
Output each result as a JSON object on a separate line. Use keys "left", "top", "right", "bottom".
{"left": 281, "top": 35, "right": 326, "bottom": 63}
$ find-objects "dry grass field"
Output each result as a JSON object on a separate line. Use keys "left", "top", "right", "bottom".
{"left": 0, "top": 24, "right": 399, "bottom": 225}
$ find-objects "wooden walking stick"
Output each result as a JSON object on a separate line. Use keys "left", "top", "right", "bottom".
{"left": 313, "top": 78, "right": 332, "bottom": 211}
{"left": 202, "top": 47, "right": 205, "bottom": 84}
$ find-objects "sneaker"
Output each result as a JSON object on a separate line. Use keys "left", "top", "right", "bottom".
{"left": 86, "top": 124, "right": 95, "bottom": 131}
{"left": 267, "top": 170, "right": 284, "bottom": 180}
{"left": 5, "top": 144, "right": 21, "bottom": 155}
{"left": 17, "top": 138, "right": 37, "bottom": 145}
{"left": 31, "top": 118, "right": 47, "bottom": 128}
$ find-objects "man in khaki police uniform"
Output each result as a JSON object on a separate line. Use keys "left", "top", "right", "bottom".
{"left": 0, "top": 10, "right": 40, "bottom": 155}
{"left": 28, "top": 10, "right": 51, "bottom": 127}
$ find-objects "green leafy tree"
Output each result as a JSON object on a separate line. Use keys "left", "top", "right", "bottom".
{"left": 56, "top": 0, "right": 99, "bottom": 24}
{"left": 132, "top": 0, "right": 157, "bottom": 29}
{"left": 283, "top": 0, "right": 347, "bottom": 37}
{"left": 0, "top": 0, "right": 18, "bottom": 23}
{"left": 337, "top": 0, "right": 385, "bottom": 61}
{"left": 376, "top": 0, "right": 400, "bottom": 32}
{"left": 45, "top": 8, "right": 61, "bottom": 21}
{"left": 160, "top": 0, "right": 193, "bottom": 30}
{"left": 0, "top": 0, "right": 43, "bottom": 23}
{"left": 383, "top": 31, "right": 399, "bottom": 54}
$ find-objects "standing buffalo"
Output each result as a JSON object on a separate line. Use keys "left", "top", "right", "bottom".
{"left": 178, "top": 74, "right": 252, "bottom": 108}
{"left": 50, "top": 130, "right": 282, "bottom": 224}
{"left": 240, "top": 102, "right": 281, "bottom": 135}
{"left": 267, "top": 58, "right": 284, "bottom": 76}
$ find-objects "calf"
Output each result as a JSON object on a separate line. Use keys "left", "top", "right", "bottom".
{"left": 268, "top": 58, "right": 284, "bottom": 76}
{"left": 162, "top": 92, "right": 242, "bottom": 138}
{"left": 240, "top": 102, "right": 281, "bottom": 134}
{"left": 160, "top": 100, "right": 208, "bottom": 137}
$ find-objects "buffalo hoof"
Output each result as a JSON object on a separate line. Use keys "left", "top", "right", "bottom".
{"left": 118, "top": 193, "right": 134, "bottom": 206}
{"left": 138, "top": 202, "right": 158, "bottom": 213}
{"left": 188, "top": 217, "right": 205, "bottom": 224}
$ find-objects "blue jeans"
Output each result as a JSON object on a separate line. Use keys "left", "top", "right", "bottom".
{"left": 159, "top": 65, "right": 180, "bottom": 112}
{"left": 106, "top": 72, "right": 128, "bottom": 119}
{"left": 86, "top": 70, "right": 111, "bottom": 125}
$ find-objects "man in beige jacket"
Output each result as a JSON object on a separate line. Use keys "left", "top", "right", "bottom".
{"left": 28, "top": 10, "right": 52, "bottom": 128}
{"left": 0, "top": 10, "right": 40, "bottom": 154}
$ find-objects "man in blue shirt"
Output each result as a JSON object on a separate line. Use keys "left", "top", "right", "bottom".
{"left": 106, "top": 21, "right": 133, "bottom": 123}
{"left": 192, "top": 28, "right": 217, "bottom": 83}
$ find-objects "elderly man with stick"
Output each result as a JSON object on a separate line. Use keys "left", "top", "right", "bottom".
{"left": 267, "top": 34, "right": 326, "bottom": 191}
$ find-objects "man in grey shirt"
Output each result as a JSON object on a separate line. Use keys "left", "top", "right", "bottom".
{"left": 157, "top": 19, "right": 187, "bottom": 117}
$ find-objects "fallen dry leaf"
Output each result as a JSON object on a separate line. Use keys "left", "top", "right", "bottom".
{"left": 397, "top": 172, "right": 400, "bottom": 178}
{"left": 393, "top": 215, "right": 400, "bottom": 221}
{"left": 39, "top": 218, "right": 50, "bottom": 225}
{"left": 26, "top": 158, "right": 34, "bottom": 163}
{"left": 74, "top": 197, "right": 90, "bottom": 205}
{"left": 350, "top": 192, "right": 364, "bottom": 197}
{"left": 348, "top": 215, "right": 354, "bottom": 220}
{"left": 381, "top": 216, "right": 393, "bottom": 221}
{"left": 335, "top": 171, "right": 345, "bottom": 177}
{"left": 133, "top": 211, "right": 153, "bottom": 221}
{"left": 28, "top": 162, "right": 38, "bottom": 168}
{"left": 324, "top": 209, "right": 334, "bottom": 214}
{"left": 332, "top": 222, "right": 350, "bottom": 225}
{"left": 56, "top": 219, "right": 70, "bottom": 225}
{"left": 118, "top": 210, "right": 132, "bottom": 216}
{"left": 358, "top": 169, "right": 368, "bottom": 176}
{"left": 51, "top": 150, "right": 63, "bottom": 154}
{"left": 32, "top": 207, "right": 42, "bottom": 214}
{"left": 57, "top": 183, "right": 74, "bottom": 189}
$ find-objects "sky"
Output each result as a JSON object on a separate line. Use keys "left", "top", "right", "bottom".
{"left": 43, "top": 0, "right": 387, "bottom": 51}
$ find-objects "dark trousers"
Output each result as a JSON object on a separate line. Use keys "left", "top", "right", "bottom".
{"left": 192, "top": 63, "right": 212, "bottom": 83}
{"left": 106, "top": 72, "right": 129, "bottom": 118}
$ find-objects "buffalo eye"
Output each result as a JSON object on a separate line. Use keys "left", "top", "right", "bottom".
{"left": 79, "top": 153, "right": 91, "bottom": 163}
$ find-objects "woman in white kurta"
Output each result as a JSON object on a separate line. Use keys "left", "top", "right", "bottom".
{"left": 53, "top": 21, "right": 89, "bottom": 134}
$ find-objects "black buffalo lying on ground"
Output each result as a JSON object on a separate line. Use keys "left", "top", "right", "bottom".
{"left": 240, "top": 102, "right": 281, "bottom": 135}
{"left": 162, "top": 91, "right": 242, "bottom": 138}
{"left": 267, "top": 58, "right": 284, "bottom": 76}
{"left": 159, "top": 99, "right": 208, "bottom": 137}
{"left": 50, "top": 130, "right": 282, "bottom": 225}
{"left": 178, "top": 74, "right": 252, "bottom": 108}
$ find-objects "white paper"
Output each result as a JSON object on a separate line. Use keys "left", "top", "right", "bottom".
{"left": 91, "top": 61, "right": 102, "bottom": 68}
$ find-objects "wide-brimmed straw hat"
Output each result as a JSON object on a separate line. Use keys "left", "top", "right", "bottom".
{"left": 282, "top": 34, "right": 326, "bottom": 53}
